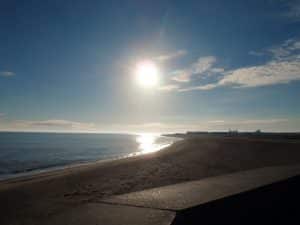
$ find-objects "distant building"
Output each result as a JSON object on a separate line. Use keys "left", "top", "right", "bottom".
{"left": 228, "top": 129, "right": 238, "bottom": 136}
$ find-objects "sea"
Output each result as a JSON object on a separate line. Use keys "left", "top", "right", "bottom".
{"left": 0, "top": 132, "right": 178, "bottom": 180}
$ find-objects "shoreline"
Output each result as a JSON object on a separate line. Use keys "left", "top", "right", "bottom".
{"left": 0, "top": 138, "right": 182, "bottom": 185}
{"left": 1, "top": 136, "right": 300, "bottom": 224}
{"left": 0, "top": 134, "right": 180, "bottom": 184}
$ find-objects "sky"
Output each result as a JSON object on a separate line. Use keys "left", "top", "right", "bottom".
{"left": 1, "top": 0, "right": 300, "bottom": 133}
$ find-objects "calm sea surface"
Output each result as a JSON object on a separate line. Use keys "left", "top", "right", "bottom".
{"left": 0, "top": 132, "right": 178, "bottom": 180}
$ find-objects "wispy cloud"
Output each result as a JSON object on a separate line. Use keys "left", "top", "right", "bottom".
{"left": 248, "top": 50, "right": 264, "bottom": 56}
{"left": 240, "top": 119, "right": 288, "bottom": 125}
{"left": 172, "top": 56, "right": 218, "bottom": 82}
{"left": 16, "top": 119, "right": 95, "bottom": 130}
{"left": 208, "top": 120, "right": 225, "bottom": 123}
{"left": 208, "top": 118, "right": 288, "bottom": 125}
{"left": 155, "top": 50, "right": 187, "bottom": 62}
{"left": 266, "top": 38, "right": 300, "bottom": 59}
{"left": 180, "top": 38, "right": 300, "bottom": 91}
{"left": 180, "top": 83, "right": 218, "bottom": 91}
{"left": 158, "top": 84, "right": 180, "bottom": 91}
{"left": 0, "top": 71, "right": 15, "bottom": 77}
{"left": 249, "top": 39, "right": 300, "bottom": 59}
{"left": 218, "top": 60, "right": 300, "bottom": 88}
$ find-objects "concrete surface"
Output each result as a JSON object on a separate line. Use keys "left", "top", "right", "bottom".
{"left": 171, "top": 174, "right": 300, "bottom": 225}
{"left": 42, "top": 203, "right": 175, "bottom": 225}
{"left": 101, "top": 164, "right": 300, "bottom": 211}
{"left": 20, "top": 165, "right": 300, "bottom": 225}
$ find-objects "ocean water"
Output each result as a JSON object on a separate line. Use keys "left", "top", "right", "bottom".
{"left": 0, "top": 132, "right": 178, "bottom": 180}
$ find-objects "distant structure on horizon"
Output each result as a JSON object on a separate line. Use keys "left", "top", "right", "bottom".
{"left": 165, "top": 130, "right": 300, "bottom": 140}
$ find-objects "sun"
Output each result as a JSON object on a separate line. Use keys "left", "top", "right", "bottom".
{"left": 135, "top": 60, "right": 159, "bottom": 88}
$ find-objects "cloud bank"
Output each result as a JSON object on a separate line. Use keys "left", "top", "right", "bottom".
{"left": 162, "top": 38, "right": 300, "bottom": 92}
{"left": 20, "top": 119, "right": 95, "bottom": 130}
{"left": 0, "top": 117, "right": 298, "bottom": 133}
{"left": 111, "top": 118, "right": 297, "bottom": 133}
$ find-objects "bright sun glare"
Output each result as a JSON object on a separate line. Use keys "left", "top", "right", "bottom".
{"left": 136, "top": 133, "right": 171, "bottom": 154}
{"left": 135, "top": 60, "right": 159, "bottom": 88}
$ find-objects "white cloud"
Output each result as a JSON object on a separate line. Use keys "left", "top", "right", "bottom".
{"left": 217, "top": 39, "right": 300, "bottom": 88}
{"left": 191, "top": 56, "right": 217, "bottom": 74}
{"left": 171, "top": 70, "right": 191, "bottom": 82}
{"left": 0, "top": 71, "right": 15, "bottom": 77}
{"left": 180, "top": 39, "right": 300, "bottom": 91}
{"left": 219, "top": 59, "right": 300, "bottom": 88}
{"left": 172, "top": 56, "right": 217, "bottom": 82}
{"left": 183, "top": 59, "right": 300, "bottom": 91}
{"left": 210, "top": 67, "right": 225, "bottom": 73}
{"left": 249, "top": 39, "right": 300, "bottom": 59}
{"left": 291, "top": 40, "right": 300, "bottom": 50}
{"left": 285, "top": 39, "right": 300, "bottom": 51}
{"left": 155, "top": 50, "right": 187, "bottom": 62}
{"left": 267, "top": 39, "right": 300, "bottom": 60}
{"left": 180, "top": 83, "right": 218, "bottom": 91}
{"left": 268, "top": 47, "right": 291, "bottom": 59}
{"left": 158, "top": 84, "right": 180, "bottom": 91}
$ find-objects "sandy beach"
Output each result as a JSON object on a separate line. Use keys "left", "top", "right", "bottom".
{"left": 1, "top": 136, "right": 300, "bottom": 224}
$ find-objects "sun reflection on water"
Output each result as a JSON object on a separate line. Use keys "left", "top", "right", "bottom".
{"left": 136, "top": 133, "right": 171, "bottom": 154}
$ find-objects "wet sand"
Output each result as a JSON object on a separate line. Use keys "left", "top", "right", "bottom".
{"left": 1, "top": 136, "right": 300, "bottom": 224}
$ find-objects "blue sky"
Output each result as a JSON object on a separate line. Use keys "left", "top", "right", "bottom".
{"left": 1, "top": 0, "right": 300, "bottom": 132}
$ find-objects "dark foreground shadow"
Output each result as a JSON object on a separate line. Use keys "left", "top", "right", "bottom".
{"left": 172, "top": 175, "right": 300, "bottom": 225}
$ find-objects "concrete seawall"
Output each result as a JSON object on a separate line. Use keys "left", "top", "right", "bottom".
{"left": 31, "top": 164, "right": 300, "bottom": 225}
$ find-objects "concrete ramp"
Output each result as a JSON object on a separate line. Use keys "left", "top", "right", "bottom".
{"left": 44, "top": 203, "right": 175, "bottom": 225}
{"left": 42, "top": 165, "right": 300, "bottom": 225}
{"left": 101, "top": 164, "right": 300, "bottom": 211}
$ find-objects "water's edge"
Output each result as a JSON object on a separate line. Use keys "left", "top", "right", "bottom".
{"left": 0, "top": 134, "right": 180, "bottom": 182}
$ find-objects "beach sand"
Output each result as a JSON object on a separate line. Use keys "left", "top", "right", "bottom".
{"left": 1, "top": 136, "right": 300, "bottom": 224}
